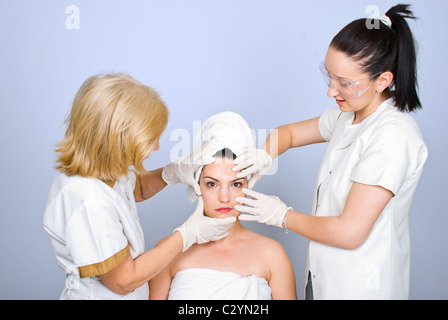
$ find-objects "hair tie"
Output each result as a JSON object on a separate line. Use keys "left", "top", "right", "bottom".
{"left": 378, "top": 14, "right": 392, "bottom": 28}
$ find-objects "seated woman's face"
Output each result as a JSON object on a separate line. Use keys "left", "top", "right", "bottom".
{"left": 199, "top": 157, "right": 248, "bottom": 219}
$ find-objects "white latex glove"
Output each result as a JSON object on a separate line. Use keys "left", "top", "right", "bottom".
{"left": 174, "top": 197, "right": 236, "bottom": 251}
{"left": 162, "top": 140, "right": 223, "bottom": 196}
{"left": 235, "top": 188, "right": 292, "bottom": 228}
{"left": 232, "top": 148, "right": 272, "bottom": 188}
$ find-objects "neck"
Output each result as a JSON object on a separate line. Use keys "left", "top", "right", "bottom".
{"left": 212, "top": 220, "right": 243, "bottom": 246}
{"left": 353, "top": 94, "right": 387, "bottom": 124}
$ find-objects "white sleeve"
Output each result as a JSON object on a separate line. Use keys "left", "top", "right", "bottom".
{"left": 350, "top": 125, "right": 409, "bottom": 195}
{"left": 66, "top": 200, "right": 129, "bottom": 278}
{"left": 318, "top": 107, "right": 343, "bottom": 141}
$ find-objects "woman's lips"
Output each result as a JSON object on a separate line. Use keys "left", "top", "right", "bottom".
{"left": 216, "top": 207, "right": 233, "bottom": 213}
{"left": 336, "top": 99, "right": 346, "bottom": 106}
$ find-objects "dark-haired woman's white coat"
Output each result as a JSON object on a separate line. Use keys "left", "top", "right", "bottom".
{"left": 307, "top": 98, "right": 427, "bottom": 299}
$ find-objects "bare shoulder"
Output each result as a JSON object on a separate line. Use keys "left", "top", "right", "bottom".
{"left": 243, "top": 227, "right": 289, "bottom": 259}
{"left": 243, "top": 227, "right": 296, "bottom": 298}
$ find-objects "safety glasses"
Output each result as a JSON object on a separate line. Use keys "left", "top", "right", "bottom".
{"left": 319, "top": 62, "right": 378, "bottom": 99}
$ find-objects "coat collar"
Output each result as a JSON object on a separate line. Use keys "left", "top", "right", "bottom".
{"left": 331, "top": 99, "right": 393, "bottom": 151}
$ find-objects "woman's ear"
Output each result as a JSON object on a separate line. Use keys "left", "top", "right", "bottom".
{"left": 376, "top": 71, "right": 394, "bottom": 93}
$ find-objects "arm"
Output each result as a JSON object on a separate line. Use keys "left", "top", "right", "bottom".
{"left": 263, "top": 116, "right": 325, "bottom": 159}
{"left": 98, "top": 231, "right": 182, "bottom": 295}
{"left": 148, "top": 243, "right": 174, "bottom": 300}
{"left": 233, "top": 117, "right": 325, "bottom": 184}
{"left": 286, "top": 182, "right": 393, "bottom": 250}
{"left": 99, "top": 197, "right": 235, "bottom": 295}
{"left": 237, "top": 182, "right": 393, "bottom": 250}
{"left": 135, "top": 168, "right": 167, "bottom": 202}
{"left": 148, "top": 266, "right": 172, "bottom": 300}
{"left": 268, "top": 242, "right": 297, "bottom": 300}
{"left": 136, "top": 141, "right": 225, "bottom": 202}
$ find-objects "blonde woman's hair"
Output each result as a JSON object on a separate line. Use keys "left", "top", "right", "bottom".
{"left": 56, "top": 73, "right": 169, "bottom": 182}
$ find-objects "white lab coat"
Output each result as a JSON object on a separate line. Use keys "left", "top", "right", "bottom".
{"left": 306, "top": 98, "right": 428, "bottom": 299}
{"left": 43, "top": 171, "right": 148, "bottom": 299}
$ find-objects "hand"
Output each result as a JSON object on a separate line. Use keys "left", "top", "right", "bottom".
{"left": 232, "top": 148, "right": 272, "bottom": 188}
{"left": 235, "top": 188, "right": 291, "bottom": 228}
{"left": 174, "top": 197, "right": 236, "bottom": 251}
{"left": 162, "top": 140, "right": 223, "bottom": 195}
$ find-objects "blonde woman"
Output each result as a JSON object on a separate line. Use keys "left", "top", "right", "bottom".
{"left": 43, "top": 73, "right": 235, "bottom": 299}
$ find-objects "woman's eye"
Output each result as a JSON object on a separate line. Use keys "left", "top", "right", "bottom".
{"left": 340, "top": 81, "right": 352, "bottom": 88}
{"left": 206, "top": 182, "right": 216, "bottom": 187}
{"left": 232, "top": 182, "right": 243, "bottom": 188}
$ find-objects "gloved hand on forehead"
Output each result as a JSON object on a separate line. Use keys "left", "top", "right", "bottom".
{"left": 175, "top": 197, "right": 236, "bottom": 251}
{"left": 162, "top": 140, "right": 224, "bottom": 196}
{"left": 232, "top": 148, "right": 272, "bottom": 188}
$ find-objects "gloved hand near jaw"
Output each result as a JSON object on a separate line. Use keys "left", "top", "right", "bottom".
{"left": 175, "top": 197, "right": 236, "bottom": 251}
{"left": 232, "top": 148, "right": 272, "bottom": 188}
{"left": 162, "top": 140, "right": 224, "bottom": 196}
{"left": 235, "top": 188, "right": 292, "bottom": 228}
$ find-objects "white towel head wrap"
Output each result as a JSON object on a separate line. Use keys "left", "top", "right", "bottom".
{"left": 187, "top": 111, "right": 255, "bottom": 202}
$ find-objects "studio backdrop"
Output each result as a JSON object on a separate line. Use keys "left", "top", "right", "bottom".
{"left": 0, "top": 0, "right": 447, "bottom": 299}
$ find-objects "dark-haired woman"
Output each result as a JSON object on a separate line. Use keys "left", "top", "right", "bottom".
{"left": 234, "top": 4, "right": 428, "bottom": 299}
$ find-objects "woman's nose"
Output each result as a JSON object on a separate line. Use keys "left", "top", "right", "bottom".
{"left": 327, "top": 85, "right": 339, "bottom": 98}
{"left": 218, "top": 188, "right": 231, "bottom": 203}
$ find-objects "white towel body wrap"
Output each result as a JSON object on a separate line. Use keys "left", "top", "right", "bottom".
{"left": 168, "top": 268, "right": 271, "bottom": 300}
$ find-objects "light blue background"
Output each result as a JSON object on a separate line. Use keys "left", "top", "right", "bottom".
{"left": 1, "top": 0, "right": 446, "bottom": 299}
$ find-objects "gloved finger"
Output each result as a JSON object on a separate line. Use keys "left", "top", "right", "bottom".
{"left": 185, "top": 177, "right": 202, "bottom": 195}
{"left": 232, "top": 152, "right": 252, "bottom": 165}
{"left": 233, "top": 147, "right": 249, "bottom": 158}
{"left": 203, "top": 139, "right": 225, "bottom": 153}
{"left": 193, "top": 182, "right": 201, "bottom": 196}
{"left": 213, "top": 216, "right": 237, "bottom": 227}
{"left": 241, "top": 188, "right": 265, "bottom": 200}
{"left": 248, "top": 174, "right": 262, "bottom": 189}
{"left": 236, "top": 165, "right": 258, "bottom": 178}
{"left": 202, "top": 156, "right": 216, "bottom": 166}
{"left": 191, "top": 152, "right": 216, "bottom": 167}
{"left": 235, "top": 196, "right": 258, "bottom": 208}
{"left": 232, "top": 160, "right": 252, "bottom": 172}
{"left": 235, "top": 172, "right": 244, "bottom": 179}
{"left": 232, "top": 158, "right": 255, "bottom": 171}
{"left": 233, "top": 204, "right": 245, "bottom": 212}
{"left": 210, "top": 231, "right": 230, "bottom": 242}
{"left": 238, "top": 213, "right": 259, "bottom": 222}
{"left": 202, "top": 216, "right": 235, "bottom": 230}
{"left": 195, "top": 140, "right": 224, "bottom": 162}
{"left": 192, "top": 197, "right": 204, "bottom": 214}
{"left": 234, "top": 205, "right": 259, "bottom": 215}
{"left": 191, "top": 145, "right": 217, "bottom": 165}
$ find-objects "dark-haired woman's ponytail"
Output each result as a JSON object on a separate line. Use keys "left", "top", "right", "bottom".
{"left": 386, "top": 4, "right": 421, "bottom": 112}
{"left": 330, "top": 4, "right": 421, "bottom": 112}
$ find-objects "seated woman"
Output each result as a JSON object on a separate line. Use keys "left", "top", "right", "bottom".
{"left": 149, "top": 112, "right": 296, "bottom": 300}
